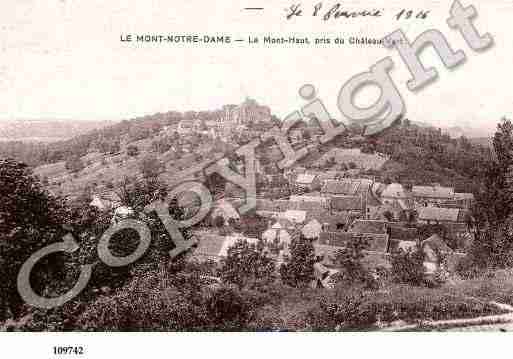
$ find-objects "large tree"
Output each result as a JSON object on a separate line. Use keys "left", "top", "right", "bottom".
{"left": 280, "top": 234, "right": 317, "bottom": 288}
{"left": 483, "top": 117, "right": 513, "bottom": 223}
{"left": 0, "top": 159, "right": 68, "bottom": 319}
{"left": 219, "top": 239, "right": 276, "bottom": 289}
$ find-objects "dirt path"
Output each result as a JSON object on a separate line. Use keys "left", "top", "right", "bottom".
{"left": 380, "top": 300, "right": 513, "bottom": 332}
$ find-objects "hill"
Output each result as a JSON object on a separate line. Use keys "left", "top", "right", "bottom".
{"left": 0, "top": 119, "right": 114, "bottom": 142}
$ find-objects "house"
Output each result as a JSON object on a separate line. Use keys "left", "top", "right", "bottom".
{"left": 262, "top": 227, "right": 292, "bottom": 247}
{"left": 262, "top": 223, "right": 295, "bottom": 261}
{"left": 311, "top": 262, "right": 340, "bottom": 289}
{"left": 412, "top": 185, "right": 455, "bottom": 206}
{"left": 89, "top": 193, "right": 122, "bottom": 211}
{"left": 330, "top": 196, "right": 363, "bottom": 214}
{"left": 301, "top": 219, "right": 323, "bottom": 240}
{"left": 210, "top": 199, "right": 241, "bottom": 226}
{"left": 364, "top": 190, "right": 382, "bottom": 220}
{"left": 381, "top": 183, "right": 408, "bottom": 204}
{"left": 314, "top": 232, "right": 391, "bottom": 271}
{"left": 387, "top": 226, "right": 419, "bottom": 253}
{"left": 389, "top": 225, "right": 419, "bottom": 242}
{"left": 255, "top": 199, "right": 287, "bottom": 214}
{"left": 289, "top": 195, "right": 328, "bottom": 206}
{"left": 453, "top": 192, "right": 475, "bottom": 209}
{"left": 288, "top": 200, "right": 327, "bottom": 212}
{"left": 191, "top": 233, "right": 227, "bottom": 262}
{"left": 320, "top": 213, "right": 351, "bottom": 232}
{"left": 372, "top": 201, "right": 404, "bottom": 221}
{"left": 176, "top": 118, "right": 195, "bottom": 135}
{"left": 394, "top": 240, "right": 418, "bottom": 252}
{"left": 288, "top": 129, "right": 304, "bottom": 145}
{"left": 372, "top": 182, "right": 387, "bottom": 197}
{"left": 315, "top": 171, "right": 341, "bottom": 183}
{"left": 269, "top": 218, "right": 295, "bottom": 231}
{"left": 348, "top": 220, "right": 390, "bottom": 235}
{"left": 445, "top": 222, "right": 475, "bottom": 250}
{"left": 112, "top": 206, "right": 135, "bottom": 223}
{"left": 318, "top": 232, "right": 390, "bottom": 253}
{"left": 90, "top": 195, "right": 110, "bottom": 211}
{"left": 294, "top": 173, "right": 321, "bottom": 192}
{"left": 417, "top": 207, "right": 462, "bottom": 224}
{"left": 280, "top": 210, "right": 307, "bottom": 225}
{"left": 191, "top": 233, "right": 259, "bottom": 262}
{"left": 421, "top": 234, "right": 454, "bottom": 274}
{"left": 321, "top": 179, "right": 361, "bottom": 196}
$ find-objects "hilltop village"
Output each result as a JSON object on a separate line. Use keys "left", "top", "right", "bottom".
{"left": 34, "top": 98, "right": 476, "bottom": 287}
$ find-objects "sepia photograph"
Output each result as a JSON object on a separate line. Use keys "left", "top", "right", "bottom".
{"left": 1, "top": 0, "right": 513, "bottom": 357}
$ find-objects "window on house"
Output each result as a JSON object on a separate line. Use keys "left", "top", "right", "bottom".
{"left": 336, "top": 223, "right": 344, "bottom": 230}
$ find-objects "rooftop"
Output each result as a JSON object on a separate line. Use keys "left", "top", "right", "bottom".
{"left": 412, "top": 185, "right": 455, "bottom": 199}
{"left": 418, "top": 207, "right": 461, "bottom": 222}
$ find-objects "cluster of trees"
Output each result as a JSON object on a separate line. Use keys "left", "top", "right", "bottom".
{"left": 0, "top": 158, "right": 193, "bottom": 327}
{"left": 353, "top": 120, "right": 492, "bottom": 192}
{"left": 462, "top": 118, "right": 513, "bottom": 271}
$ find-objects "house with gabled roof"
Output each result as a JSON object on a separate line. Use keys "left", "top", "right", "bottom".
{"left": 321, "top": 179, "right": 361, "bottom": 196}
{"left": 348, "top": 220, "right": 390, "bottom": 235}
{"left": 412, "top": 185, "right": 455, "bottom": 207}
{"left": 301, "top": 219, "right": 322, "bottom": 240}
{"left": 418, "top": 207, "right": 462, "bottom": 224}
{"left": 262, "top": 227, "right": 292, "bottom": 246}
{"left": 90, "top": 192, "right": 122, "bottom": 211}
{"left": 280, "top": 210, "right": 307, "bottom": 225}
{"left": 421, "top": 234, "right": 455, "bottom": 275}
{"left": 311, "top": 262, "right": 340, "bottom": 289}
{"left": 387, "top": 225, "right": 419, "bottom": 253}
{"left": 330, "top": 195, "right": 363, "bottom": 212}
{"left": 413, "top": 185, "right": 454, "bottom": 199}
{"left": 314, "top": 231, "right": 391, "bottom": 271}
{"left": 290, "top": 195, "right": 328, "bottom": 206}
{"left": 320, "top": 213, "right": 351, "bottom": 232}
{"left": 210, "top": 199, "right": 241, "bottom": 226}
{"left": 452, "top": 192, "right": 475, "bottom": 209}
{"left": 269, "top": 217, "right": 295, "bottom": 231}
{"left": 364, "top": 188, "right": 382, "bottom": 220}
{"left": 381, "top": 183, "right": 408, "bottom": 204}
{"left": 294, "top": 173, "right": 321, "bottom": 192}
{"left": 389, "top": 225, "right": 419, "bottom": 242}
{"left": 372, "top": 201, "right": 404, "bottom": 221}
{"left": 191, "top": 233, "right": 260, "bottom": 262}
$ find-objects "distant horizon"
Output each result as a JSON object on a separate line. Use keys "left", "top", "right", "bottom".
{"left": 0, "top": 114, "right": 498, "bottom": 140}
{"left": 0, "top": 96, "right": 504, "bottom": 137}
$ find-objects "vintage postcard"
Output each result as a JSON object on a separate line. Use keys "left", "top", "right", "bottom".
{"left": 1, "top": 0, "right": 513, "bottom": 354}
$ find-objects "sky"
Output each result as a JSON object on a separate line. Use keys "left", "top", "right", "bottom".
{"left": 0, "top": 0, "right": 511, "bottom": 134}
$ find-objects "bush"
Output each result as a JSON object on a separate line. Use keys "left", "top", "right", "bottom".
{"left": 280, "top": 235, "right": 316, "bottom": 288}
{"left": 390, "top": 247, "right": 425, "bottom": 286}
{"left": 126, "top": 145, "right": 139, "bottom": 157}
{"left": 65, "top": 155, "right": 85, "bottom": 173}
{"left": 218, "top": 239, "right": 276, "bottom": 289}
{"left": 151, "top": 137, "right": 173, "bottom": 154}
{"left": 77, "top": 267, "right": 271, "bottom": 331}
{"left": 331, "top": 235, "right": 377, "bottom": 289}
{"left": 139, "top": 154, "right": 164, "bottom": 178}
{"left": 307, "top": 288, "right": 377, "bottom": 331}
{"left": 306, "top": 284, "right": 504, "bottom": 331}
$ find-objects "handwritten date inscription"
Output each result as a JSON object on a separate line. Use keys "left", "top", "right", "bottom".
{"left": 285, "top": 3, "right": 430, "bottom": 21}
